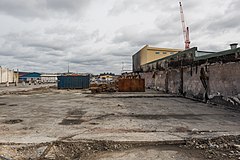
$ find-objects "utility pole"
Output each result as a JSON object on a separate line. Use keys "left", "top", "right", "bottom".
{"left": 121, "top": 62, "right": 124, "bottom": 73}
{"left": 68, "top": 62, "right": 70, "bottom": 74}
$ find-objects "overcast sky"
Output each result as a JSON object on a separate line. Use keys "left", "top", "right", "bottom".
{"left": 0, "top": 0, "right": 239, "bottom": 74}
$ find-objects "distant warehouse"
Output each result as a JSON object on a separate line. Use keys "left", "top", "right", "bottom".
{"left": 19, "top": 72, "right": 41, "bottom": 82}
{"left": 41, "top": 74, "right": 58, "bottom": 83}
{"left": 132, "top": 45, "right": 182, "bottom": 72}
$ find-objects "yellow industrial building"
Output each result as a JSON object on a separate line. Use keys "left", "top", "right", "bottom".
{"left": 99, "top": 73, "right": 115, "bottom": 82}
{"left": 132, "top": 45, "right": 182, "bottom": 72}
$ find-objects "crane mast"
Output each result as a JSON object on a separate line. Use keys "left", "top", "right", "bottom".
{"left": 179, "top": 2, "right": 190, "bottom": 49}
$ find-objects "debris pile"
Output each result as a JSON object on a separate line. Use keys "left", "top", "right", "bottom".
{"left": 0, "top": 140, "right": 134, "bottom": 160}
{"left": 183, "top": 135, "right": 240, "bottom": 159}
{"left": 90, "top": 83, "right": 117, "bottom": 94}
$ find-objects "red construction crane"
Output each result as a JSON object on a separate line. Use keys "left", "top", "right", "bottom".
{"left": 179, "top": 2, "right": 190, "bottom": 49}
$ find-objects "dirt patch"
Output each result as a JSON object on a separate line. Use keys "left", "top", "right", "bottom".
{"left": 59, "top": 118, "right": 85, "bottom": 125}
{"left": 67, "top": 110, "right": 87, "bottom": 116}
{"left": 1, "top": 86, "right": 56, "bottom": 96}
{"left": 89, "top": 122, "right": 99, "bottom": 125}
{"left": 3, "top": 119, "right": 23, "bottom": 124}
{"left": 8, "top": 104, "right": 18, "bottom": 106}
{"left": 175, "top": 126, "right": 189, "bottom": 132}
{"left": 91, "top": 114, "right": 115, "bottom": 120}
{"left": 59, "top": 109, "right": 87, "bottom": 125}
{"left": 0, "top": 140, "right": 185, "bottom": 160}
{"left": 77, "top": 113, "right": 205, "bottom": 121}
{"left": 117, "top": 114, "right": 204, "bottom": 120}
{"left": 100, "top": 95, "right": 180, "bottom": 99}
{"left": 89, "top": 145, "right": 204, "bottom": 160}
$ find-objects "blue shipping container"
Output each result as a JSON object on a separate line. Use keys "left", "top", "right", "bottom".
{"left": 57, "top": 75, "right": 90, "bottom": 89}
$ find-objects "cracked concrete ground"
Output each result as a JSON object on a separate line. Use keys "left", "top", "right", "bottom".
{"left": 0, "top": 88, "right": 240, "bottom": 159}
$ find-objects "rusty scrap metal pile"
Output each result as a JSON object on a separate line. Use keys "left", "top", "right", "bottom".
{"left": 90, "top": 75, "right": 145, "bottom": 93}
{"left": 90, "top": 83, "right": 117, "bottom": 94}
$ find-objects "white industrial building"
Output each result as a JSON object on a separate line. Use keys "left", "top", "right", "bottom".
{"left": 40, "top": 74, "right": 58, "bottom": 83}
{"left": 0, "top": 66, "right": 18, "bottom": 84}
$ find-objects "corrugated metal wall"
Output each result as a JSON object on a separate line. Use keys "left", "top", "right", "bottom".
{"left": 57, "top": 75, "right": 90, "bottom": 89}
{"left": 0, "top": 67, "right": 18, "bottom": 84}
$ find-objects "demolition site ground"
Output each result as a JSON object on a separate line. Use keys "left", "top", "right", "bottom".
{"left": 0, "top": 86, "right": 240, "bottom": 159}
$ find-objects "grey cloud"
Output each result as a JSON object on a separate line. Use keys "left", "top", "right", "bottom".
{"left": 103, "top": 44, "right": 138, "bottom": 57}
{"left": 203, "top": 0, "right": 240, "bottom": 32}
{"left": 110, "top": 52, "right": 131, "bottom": 57}
{"left": 0, "top": 40, "right": 31, "bottom": 57}
{"left": 229, "top": 0, "right": 240, "bottom": 10}
{"left": 109, "top": 0, "right": 163, "bottom": 15}
{"left": 45, "top": 0, "right": 87, "bottom": 12}
{"left": 68, "top": 53, "right": 107, "bottom": 66}
{"left": 0, "top": 32, "right": 67, "bottom": 68}
{"left": 45, "top": 25, "right": 83, "bottom": 36}
{"left": 15, "top": 52, "right": 64, "bottom": 66}
{"left": 14, "top": 54, "right": 40, "bottom": 60}
{"left": 0, "top": 1, "right": 46, "bottom": 19}
{"left": 0, "top": 0, "right": 92, "bottom": 19}
{"left": 27, "top": 43, "right": 64, "bottom": 51}
{"left": 112, "top": 25, "right": 180, "bottom": 47}
{"left": 0, "top": 50, "right": 18, "bottom": 57}
{"left": 154, "top": 15, "right": 181, "bottom": 33}
{"left": 47, "top": 51, "right": 66, "bottom": 56}
{"left": 70, "top": 59, "right": 105, "bottom": 66}
{"left": 0, "top": 23, "right": 105, "bottom": 73}
{"left": 208, "top": 16, "right": 240, "bottom": 31}
{"left": 91, "top": 30, "right": 106, "bottom": 43}
{"left": 3, "top": 30, "right": 78, "bottom": 52}
{"left": 109, "top": 0, "right": 196, "bottom": 16}
{"left": 206, "top": 11, "right": 240, "bottom": 32}
{"left": 201, "top": 44, "right": 223, "bottom": 52}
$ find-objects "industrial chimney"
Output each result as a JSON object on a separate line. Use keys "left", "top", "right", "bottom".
{"left": 230, "top": 43, "right": 238, "bottom": 50}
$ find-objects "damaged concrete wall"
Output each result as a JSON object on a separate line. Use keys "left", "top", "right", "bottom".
{"left": 167, "top": 69, "right": 181, "bottom": 94}
{"left": 209, "top": 62, "right": 240, "bottom": 97}
{"left": 154, "top": 71, "right": 166, "bottom": 92}
{"left": 208, "top": 62, "right": 240, "bottom": 106}
{"left": 142, "top": 61, "right": 240, "bottom": 107}
{"left": 183, "top": 66, "right": 205, "bottom": 99}
{"left": 140, "top": 72, "right": 155, "bottom": 88}
{"left": 142, "top": 69, "right": 182, "bottom": 94}
{"left": 140, "top": 71, "right": 166, "bottom": 91}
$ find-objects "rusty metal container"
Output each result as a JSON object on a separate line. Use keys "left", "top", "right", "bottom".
{"left": 118, "top": 78, "right": 145, "bottom": 92}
